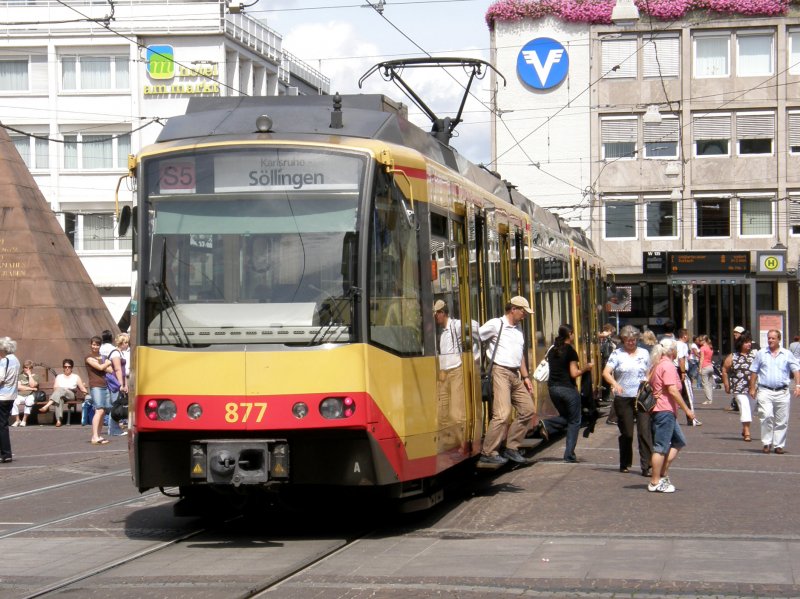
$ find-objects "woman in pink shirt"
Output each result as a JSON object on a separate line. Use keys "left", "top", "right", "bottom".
{"left": 647, "top": 338, "right": 696, "bottom": 493}
{"left": 699, "top": 335, "right": 715, "bottom": 405}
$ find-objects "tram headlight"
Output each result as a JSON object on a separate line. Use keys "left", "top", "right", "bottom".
{"left": 319, "top": 397, "right": 356, "bottom": 419}
{"left": 292, "top": 402, "right": 309, "bottom": 419}
{"left": 144, "top": 399, "right": 178, "bottom": 421}
{"left": 157, "top": 400, "right": 178, "bottom": 421}
{"left": 187, "top": 403, "right": 203, "bottom": 420}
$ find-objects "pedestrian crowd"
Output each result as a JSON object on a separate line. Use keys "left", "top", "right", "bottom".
{"left": 0, "top": 330, "right": 130, "bottom": 464}
{"left": 436, "top": 297, "right": 800, "bottom": 495}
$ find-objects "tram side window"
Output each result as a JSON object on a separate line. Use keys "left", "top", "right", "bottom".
{"left": 368, "top": 174, "right": 423, "bottom": 355}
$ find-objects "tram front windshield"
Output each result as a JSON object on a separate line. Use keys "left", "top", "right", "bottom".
{"left": 142, "top": 147, "right": 365, "bottom": 346}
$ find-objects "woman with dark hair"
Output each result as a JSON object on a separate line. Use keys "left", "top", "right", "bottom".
{"left": 534, "top": 324, "right": 592, "bottom": 463}
{"left": 722, "top": 331, "right": 756, "bottom": 442}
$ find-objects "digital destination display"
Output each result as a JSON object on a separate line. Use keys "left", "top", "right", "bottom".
{"left": 668, "top": 252, "right": 750, "bottom": 274}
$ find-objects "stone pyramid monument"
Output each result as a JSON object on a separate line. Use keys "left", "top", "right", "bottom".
{"left": 0, "top": 125, "right": 118, "bottom": 386}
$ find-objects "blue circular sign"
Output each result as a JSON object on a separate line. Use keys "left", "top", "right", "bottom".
{"left": 517, "top": 38, "right": 569, "bottom": 90}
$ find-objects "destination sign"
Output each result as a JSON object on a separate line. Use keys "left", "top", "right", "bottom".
{"left": 668, "top": 251, "right": 750, "bottom": 274}
{"left": 214, "top": 152, "right": 361, "bottom": 193}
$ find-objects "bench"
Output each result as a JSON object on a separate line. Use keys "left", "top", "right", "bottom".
{"left": 29, "top": 390, "right": 86, "bottom": 426}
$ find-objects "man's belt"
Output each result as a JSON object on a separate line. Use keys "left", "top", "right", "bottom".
{"left": 760, "top": 384, "right": 787, "bottom": 391}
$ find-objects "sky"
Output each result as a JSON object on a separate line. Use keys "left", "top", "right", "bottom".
{"left": 247, "top": 0, "right": 496, "bottom": 164}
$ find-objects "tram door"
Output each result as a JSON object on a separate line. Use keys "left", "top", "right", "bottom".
{"left": 431, "top": 210, "right": 476, "bottom": 453}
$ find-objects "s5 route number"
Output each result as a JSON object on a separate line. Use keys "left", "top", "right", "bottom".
{"left": 225, "top": 402, "right": 267, "bottom": 423}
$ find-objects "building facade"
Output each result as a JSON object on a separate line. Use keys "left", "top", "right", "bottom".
{"left": 1, "top": 0, "right": 330, "bottom": 323}
{"left": 490, "top": 3, "right": 800, "bottom": 353}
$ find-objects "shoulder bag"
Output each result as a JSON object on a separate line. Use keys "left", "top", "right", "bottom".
{"left": 481, "top": 321, "right": 504, "bottom": 403}
{"left": 532, "top": 345, "right": 554, "bottom": 383}
{"left": 105, "top": 349, "right": 122, "bottom": 393}
{"left": 635, "top": 380, "right": 657, "bottom": 413}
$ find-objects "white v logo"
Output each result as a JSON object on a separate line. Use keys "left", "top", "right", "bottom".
{"left": 522, "top": 49, "right": 565, "bottom": 85}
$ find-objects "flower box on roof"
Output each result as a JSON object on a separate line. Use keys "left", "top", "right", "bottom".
{"left": 486, "top": 0, "right": 794, "bottom": 30}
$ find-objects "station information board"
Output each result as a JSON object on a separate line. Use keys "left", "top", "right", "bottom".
{"left": 643, "top": 251, "right": 668, "bottom": 274}
{"left": 668, "top": 251, "right": 750, "bottom": 274}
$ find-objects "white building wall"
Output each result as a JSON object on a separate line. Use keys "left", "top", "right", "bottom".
{"left": 493, "top": 16, "right": 592, "bottom": 230}
{"left": 0, "top": 1, "right": 330, "bottom": 323}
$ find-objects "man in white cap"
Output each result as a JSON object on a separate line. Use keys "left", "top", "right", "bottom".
{"left": 478, "top": 296, "right": 535, "bottom": 466}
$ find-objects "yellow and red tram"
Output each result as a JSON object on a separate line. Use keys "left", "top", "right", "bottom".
{"left": 125, "top": 94, "right": 604, "bottom": 512}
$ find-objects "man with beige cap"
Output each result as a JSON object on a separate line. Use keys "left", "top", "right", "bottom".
{"left": 478, "top": 296, "right": 535, "bottom": 466}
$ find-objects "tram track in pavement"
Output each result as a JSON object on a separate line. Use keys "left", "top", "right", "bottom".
{"left": 0, "top": 468, "right": 130, "bottom": 504}
{"left": 0, "top": 488, "right": 163, "bottom": 540}
{"left": 16, "top": 510, "right": 374, "bottom": 599}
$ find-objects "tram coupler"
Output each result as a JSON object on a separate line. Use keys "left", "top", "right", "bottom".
{"left": 190, "top": 439, "right": 289, "bottom": 486}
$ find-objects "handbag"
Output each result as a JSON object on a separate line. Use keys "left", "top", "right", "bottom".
{"left": 635, "top": 380, "right": 656, "bottom": 413}
{"left": 481, "top": 321, "right": 504, "bottom": 403}
{"left": 532, "top": 345, "right": 554, "bottom": 382}
{"left": 110, "top": 391, "right": 129, "bottom": 422}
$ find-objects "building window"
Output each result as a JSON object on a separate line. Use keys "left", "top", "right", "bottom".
{"left": 601, "top": 117, "right": 637, "bottom": 159}
{"left": 790, "top": 194, "right": 800, "bottom": 235}
{"left": 790, "top": 31, "right": 800, "bottom": 75}
{"left": 737, "top": 32, "right": 773, "bottom": 77}
{"left": 739, "top": 196, "right": 773, "bottom": 237}
{"left": 644, "top": 116, "right": 679, "bottom": 158}
{"left": 696, "top": 197, "right": 731, "bottom": 237}
{"left": 736, "top": 112, "right": 774, "bottom": 155}
{"left": 9, "top": 134, "right": 49, "bottom": 169}
{"left": 61, "top": 55, "right": 129, "bottom": 91}
{"left": 645, "top": 199, "right": 678, "bottom": 238}
{"left": 693, "top": 113, "right": 731, "bottom": 156}
{"left": 0, "top": 57, "right": 28, "bottom": 91}
{"left": 602, "top": 37, "right": 637, "bottom": 79}
{"left": 82, "top": 213, "right": 115, "bottom": 250}
{"left": 643, "top": 34, "right": 679, "bottom": 78}
{"left": 78, "top": 213, "right": 131, "bottom": 251}
{"left": 694, "top": 34, "right": 729, "bottom": 78}
{"left": 63, "top": 132, "right": 130, "bottom": 170}
{"left": 788, "top": 111, "right": 800, "bottom": 153}
{"left": 604, "top": 199, "right": 637, "bottom": 239}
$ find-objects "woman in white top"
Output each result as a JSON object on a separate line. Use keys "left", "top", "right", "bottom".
{"left": 39, "top": 359, "right": 88, "bottom": 427}
{"left": 603, "top": 325, "right": 652, "bottom": 476}
{"left": 0, "top": 337, "right": 21, "bottom": 463}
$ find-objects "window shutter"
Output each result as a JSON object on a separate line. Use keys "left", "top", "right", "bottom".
{"left": 790, "top": 195, "right": 800, "bottom": 226}
{"left": 602, "top": 38, "right": 637, "bottom": 78}
{"left": 693, "top": 114, "right": 731, "bottom": 140}
{"left": 30, "top": 55, "right": 48, "bottom": 93}
{"left": 643, "top": 35, "right": 679, "bottom": 77}
{"left": 644, "top": 117, "right": 679, "bottom": 142}
{"left": 789, "top": 112, "right": 800, "bottom": 146}
{"left": 601, "top": 118, "right": 637, "bottom": 143}
{"left": 736, "top": 112, "right": 774, "bottom": 139}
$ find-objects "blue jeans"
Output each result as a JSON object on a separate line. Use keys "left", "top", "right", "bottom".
{"left": 651, "top": 410, "right": 687, "bottom": 455}
{"left": 88, "top": 386, "right": 112, "bottom": 410}
{"left": 544, "top": 385, "right": 582, "bottom": 461}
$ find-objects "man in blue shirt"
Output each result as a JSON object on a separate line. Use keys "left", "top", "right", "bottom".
{"left": 749, "top": 329, "right": 800, "bottom": 454}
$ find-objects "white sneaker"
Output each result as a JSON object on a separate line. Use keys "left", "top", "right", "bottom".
{"left": 647, "top": 478, "right": 676, "bottom": 493}
{"left": 11, "top": 421, "right": 19, "bottom": 427}
{"left": 18, "top": 421, "right": 26, "bottom": 427}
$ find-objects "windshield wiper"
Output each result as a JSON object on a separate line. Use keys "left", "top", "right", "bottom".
{"left": 149, "top": 238, "right": 193, "bottom": 348}
{"left": 308, "top": 286, "right": 360, "bottom": 346}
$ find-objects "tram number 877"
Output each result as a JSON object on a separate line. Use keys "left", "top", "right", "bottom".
{"left": 225, "top": 402, "right": 268, "bottom": 423}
